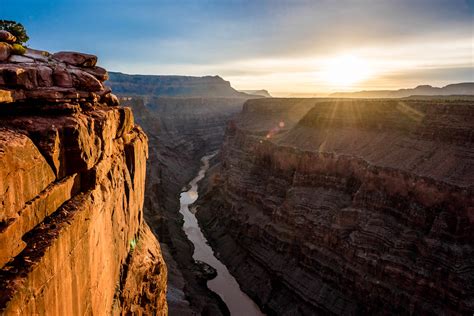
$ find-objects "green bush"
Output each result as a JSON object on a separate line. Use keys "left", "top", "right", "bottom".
{"left": 0, "top": 20, "right": 29, "bottom": 44}
{"left": 11, "top": 43, "right": 26, "bottom": 55}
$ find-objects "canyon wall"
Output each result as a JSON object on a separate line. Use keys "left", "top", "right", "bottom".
{"left": 108, "top": 72, "right": 256, "bottom": 98}
{"left": 122, "top": 96, "right": 248, "bottom": 314}
{"left": 0, "top": 44, "right": 167, "bottom": 315}
{"left": 197, "top": 98, "right": 474, "bottom": 315}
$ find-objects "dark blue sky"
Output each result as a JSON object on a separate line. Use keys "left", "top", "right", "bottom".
{"left": 3, "top": 0, "right": 473, "bottom": 94}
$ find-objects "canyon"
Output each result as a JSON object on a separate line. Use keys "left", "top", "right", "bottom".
{"left": 196, "top": 98, "right": 474, "bottom": 315}
{"left": 107, "top": 71, "right": 260, "bottom": 314}
{"left": 1, "top": 29, "right": 473, "bottom": 316}
{"left": 0, "top": 39, "right": 167, "bottom": 315}
{"left": 124, "top": 95, "right": 248, "bottom": 314}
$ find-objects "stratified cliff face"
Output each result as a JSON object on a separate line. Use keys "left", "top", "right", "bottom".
{"left": 0, "top": 43, "right": 167, "bottom": 315}
{"left": 123, "top": 96, "right": 246, "bottom": 315}
{"left": 197, "top": 98, "right": 474, "bottom": 315}
{"left": 108, "top": 72, "right": 255, "bottom": 98}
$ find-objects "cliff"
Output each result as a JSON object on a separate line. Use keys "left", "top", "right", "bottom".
{"left": 0, "top": 33, "right": 167, "bottom": 315}
{"left": 330, "top": 82, "right": 474, "bottom": 98}
{"left": 197, "top": 98, "right": 474, "bottom": 314}
{"left": 108, "top": 72, "right": 256, "bottom": 98}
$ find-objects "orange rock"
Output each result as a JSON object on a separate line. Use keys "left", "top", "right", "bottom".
{"left": 0, "top": 130, "right": 55, "bottom": 223}
{"left": 0, "top": 42, "right": 11, "bottom": 61}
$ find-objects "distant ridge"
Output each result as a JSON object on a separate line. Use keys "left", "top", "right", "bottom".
{"left": 107, "top": 72, "right": 257, "bottom": 98}
{"left": 330, "top": 82, "right": 474, "bottom": 98}
{"left": 239, "top": 89, "right": 272, "bottom": 97}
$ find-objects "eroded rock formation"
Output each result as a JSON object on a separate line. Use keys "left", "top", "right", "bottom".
{"left": 197, "top": 98, "right": 474, "bottom": 315}
{"left": 0, "top": 37, "right": 167, "bottom": 315}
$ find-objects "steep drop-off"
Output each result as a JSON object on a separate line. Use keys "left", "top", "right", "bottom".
{"left": 197, "top": 98, "right": 474, "bottom": 315}
{"left": 0, "top": 44, "right": 167, "bottom": 315}
{"left": 122, "top": 96, "right": 248, "bottom": 314}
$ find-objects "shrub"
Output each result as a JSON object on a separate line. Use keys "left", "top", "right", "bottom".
{"left": 0, "top": 20, "right": 29, "bottom": 44}
{"left": 11, "top": 43, "right": 26, "bottom": 55}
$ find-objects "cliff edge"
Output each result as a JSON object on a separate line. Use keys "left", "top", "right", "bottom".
{"left": 0, "top": 32, "right": 167, "bottom": 315}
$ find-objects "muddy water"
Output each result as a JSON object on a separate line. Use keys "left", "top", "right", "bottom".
{"left": 179, "top": 154, "right": 264, "bottom": 316}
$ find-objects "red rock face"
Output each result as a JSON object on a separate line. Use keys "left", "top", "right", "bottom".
{"left": 0, "top": 49, "right": 167, "bottom": 314}
{"left": 197, "top": 98, "right": 474, "bottom": 315}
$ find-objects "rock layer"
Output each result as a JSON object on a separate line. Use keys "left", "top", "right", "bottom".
{"left": 0, "top": 48, "right": 167, "bottom": 315}
{"left": 197, "top": 98, "right": 474, "bottom": 315}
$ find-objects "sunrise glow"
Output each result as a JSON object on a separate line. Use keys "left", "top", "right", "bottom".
{"left": 322, "top": 55, "right": 374, "bottom": 87}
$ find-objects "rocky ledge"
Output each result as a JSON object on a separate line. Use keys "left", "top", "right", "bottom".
{"left": 0, "top": 31, "right": 116, "bottom": 107}
{"left": 0, "top": 34, "right": 167, "bottom": 315}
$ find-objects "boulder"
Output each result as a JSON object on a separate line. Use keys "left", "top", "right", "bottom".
{"left": 0, "top": 30, "right": 16, "bottom": 43}
{"left": 83, "top": 66, "right": 108, "bottom": 81}
{"left": 0, "top": 65, "right": 38, "bottom": 90}
{"left": 0, "top": 42, "right": 11, "bottom": 61}
{"left": 102, "top": 92, "right": 119, "bottom": 106}
{"left": 7, "top": 55, "right": 35, "bottom": 63}
{"left": 24, "top": 48, "right": 49, "bottom": 62}
{"left": 70, "top": 68, "right": 103, "bottom": 92}
{"left": 52, "top": 51, "right": 97, "bottom": 67}
{"left": 37, "top": 66, "right": 54, "bottom": 87}
{"left": 52, "top": 65, "right": 73, "bottom": 88}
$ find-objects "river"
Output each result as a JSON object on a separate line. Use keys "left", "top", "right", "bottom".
{"left": 178, "top": 153, "right": 264, "bottom": 316}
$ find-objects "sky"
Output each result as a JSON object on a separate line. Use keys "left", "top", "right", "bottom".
{"left": 2, "top": 0, "right": 473, "bottom": 96}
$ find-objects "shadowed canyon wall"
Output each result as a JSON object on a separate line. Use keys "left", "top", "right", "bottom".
{"left": 0, "top": 45, "right": 167, "bottom": 315}
{"left": 197, "top": 98, "right": 474, "bottom": 315}
{"left": 121, "top": 95, "right": 250, "bottom": 315}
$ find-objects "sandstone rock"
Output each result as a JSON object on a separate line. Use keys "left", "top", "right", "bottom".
{"left": 0, "top": 103, "right": 167, "bottom": 315}
{"left": 0, "top": 89, "right": 14, "bottom": 103}
{"left": 0, "top": 174, "right": 80, "bottom": 268}
{"left": 0, "top": 42, "right": 11, "bottom": 61}
{"left": 36, "top": 66, "right": 53, "bottom": 87}
{"left": 52, "top": 65, "right": 73, "bottom": 88}
{"left": 0, "top": 45, "right": 167, "bottom": 315}
{"left": 115, "top": 224, "right": 168, "bottom": 315}
{"left": 7, "top": 54, "right": 35, "bottom": 63}
{"left": 23, "top": 48, "right": 49, "bottom": 62}
{"left": 0, "top": 65, "right": 38, "bottom": 89}
{"left": 52, "top": 51, "right": 97, "bottom": 67}
{"left": 69, "top": 68, "right": 103, "bottom": 91}
{"left": 102, "top": 92, "right": 119, "bottom": 106}
{"left": 0, "top": 129, "right": 55, "bottom": 223}
{"left": 83, "top": 66, "right": 108, "bottom": 81}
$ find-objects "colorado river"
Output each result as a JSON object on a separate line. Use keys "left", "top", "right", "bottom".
{"left": 179, "top": 153, "right": 264, "bottom": 316}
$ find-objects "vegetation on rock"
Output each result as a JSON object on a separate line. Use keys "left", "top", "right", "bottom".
{"left": 11, "top": 43, "right": 26, "bottom": 55}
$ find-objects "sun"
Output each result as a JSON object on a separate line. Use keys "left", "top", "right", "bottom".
{"left": 322, "top": 55, "right": 373, "bottom": 87}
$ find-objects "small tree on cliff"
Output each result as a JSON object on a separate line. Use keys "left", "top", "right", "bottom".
{"left": 0, "top": 20, "right": 29, "bottom": 44}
